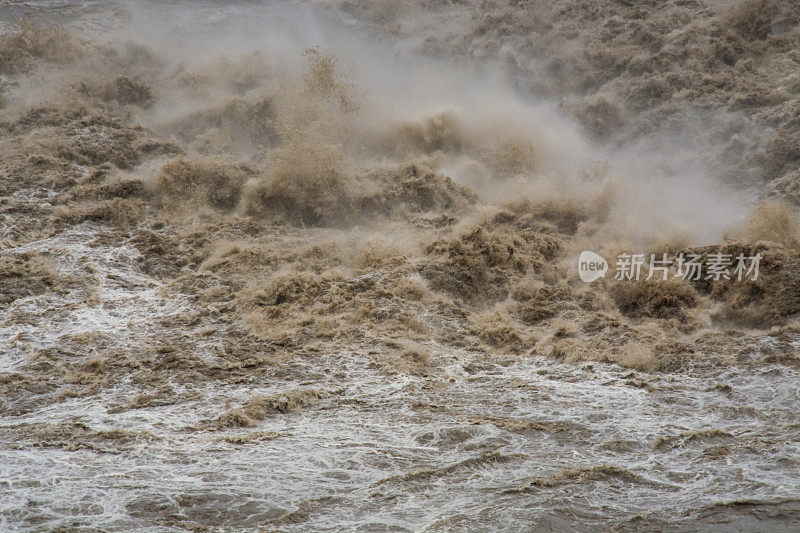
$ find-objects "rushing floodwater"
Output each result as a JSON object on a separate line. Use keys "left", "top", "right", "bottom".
{"left": 1, "top": 227, "right": 799, "bottom": 530}
{"left": 1, "top": 1, "right": 800, "bottom": 531}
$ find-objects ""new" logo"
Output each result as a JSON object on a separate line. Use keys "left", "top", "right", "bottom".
{"left": 578, "top": 251, "right": 608, "bottom": 283}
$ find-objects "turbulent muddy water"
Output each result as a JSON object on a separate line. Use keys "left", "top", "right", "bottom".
{"left": 1, "top": 225, "right": 799, "bottom": 531}
{"left": 1, "top": 0, "right": 800, "bottom": 531}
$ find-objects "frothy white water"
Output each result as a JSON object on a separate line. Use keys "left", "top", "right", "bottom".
{"left": 2, "top": 339, "right": 799, "bottom": 529}
{"left": 0, "top": 224, "right": 201, "bottom": 371}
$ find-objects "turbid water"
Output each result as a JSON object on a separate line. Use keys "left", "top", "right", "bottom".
{"left": 1, "top": 1, "right": 799, "bottom": 531}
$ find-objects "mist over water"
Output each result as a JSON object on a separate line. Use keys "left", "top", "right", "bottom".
{"left": 15, "top": 0, "right": 745, "bottom": 245}
{"left": 1, "top": 1, "right": 799, "bottom": 531}
{"left": 120, "top": 0, "right": 752, "bottom": 245}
